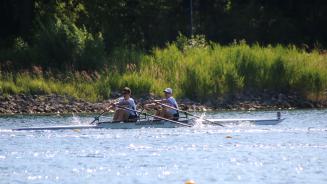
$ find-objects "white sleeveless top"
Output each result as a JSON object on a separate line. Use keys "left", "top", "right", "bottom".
{"left": 118, "top": 97, "right": 137, "bottom": 116}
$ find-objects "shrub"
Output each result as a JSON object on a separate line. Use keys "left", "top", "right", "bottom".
{"left": 1, "top": 36, "right": 326, "bottom": 103}
{"left": 33, "top": 17, "right": 107, "bottom": 70}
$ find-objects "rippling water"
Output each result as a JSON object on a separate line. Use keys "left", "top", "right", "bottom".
{"left": 1, "top": 110, "right": 327, "bottom": 184}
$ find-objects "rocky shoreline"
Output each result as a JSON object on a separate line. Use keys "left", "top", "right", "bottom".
{"left": 0, "top": 93, "right": 326, "bottom": 115}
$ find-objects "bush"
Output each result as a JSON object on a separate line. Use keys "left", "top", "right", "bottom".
{"left": 1, "top": 17, "right": 107, "bottom": 71}
{"left": 1, "top": 36, "right": 326, "bottom": 102}
{"left": 77, "top": 33, "right": 107, "bottom": 70}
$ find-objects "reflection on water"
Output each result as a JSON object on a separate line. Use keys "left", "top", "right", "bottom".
{"left": 0, "top": 110, "right": 327, "bottom": 184}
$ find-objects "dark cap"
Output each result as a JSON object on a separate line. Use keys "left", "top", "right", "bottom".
{"left": 122, "top": 87, "right": 131, "bottom": 94}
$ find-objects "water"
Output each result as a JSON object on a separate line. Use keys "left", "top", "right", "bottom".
{"left": 1, "top": 110, "right": 327, "bottom": 184}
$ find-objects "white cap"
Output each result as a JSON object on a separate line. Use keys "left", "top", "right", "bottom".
{"left": 163, "top": 88, "right": 173, "bottom": 94}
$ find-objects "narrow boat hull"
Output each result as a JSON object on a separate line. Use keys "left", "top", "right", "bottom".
{"left": 13, "top": 125, "right": 100, "bottom": 131}
{"left": 207, "top": 118, "right": 284, "bottom": 125}
{"left": 12, "top": 113, "right": 284, "bottom": 131}
{"left": 97, "top": 119, "right": 191, "bottom": 129}
{"left": 13, "top": 119, "right": 192, "bottom": 131}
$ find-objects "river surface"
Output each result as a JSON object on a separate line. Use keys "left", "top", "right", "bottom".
{"left": 1, "top": 110, "right": 327, "bottom": 184}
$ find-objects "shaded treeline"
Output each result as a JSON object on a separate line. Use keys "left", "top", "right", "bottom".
{"left": 1, "top": 0, "right": 327, "bottom": 71}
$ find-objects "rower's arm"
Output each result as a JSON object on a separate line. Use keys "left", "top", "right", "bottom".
{"left": 143, "top": 100, "right": 164, "bottom": 110}
{"left": 154, "top": 100, "right": 177, "bottom": 109}
{"left": 115, "top": 100, "right": 130, "bottom": 106}
{"left": 154, "top": 99, "right": 169, "bottom": 103}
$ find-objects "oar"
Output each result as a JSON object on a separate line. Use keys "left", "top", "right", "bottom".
{"left": 90, "top": 111, "right": 106, "bottom": 124}
{"left": 155, "top": 102, "right": 224, "bottom": 127}
{"left": 116, "top": 106, "right": 192, "bottom": 127}
{"left": 90, "top": 103, "right": 116, "bottom": 124}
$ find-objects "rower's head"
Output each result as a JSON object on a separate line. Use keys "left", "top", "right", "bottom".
{"left": 163, "top": 88, "right": 173, "bottom": 98}
{"left": 122, "top": 87, "right": 131, "bottom": 99}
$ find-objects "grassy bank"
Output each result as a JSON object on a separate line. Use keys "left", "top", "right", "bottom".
{"left": 1, "top": 41, "right": 326, "bottom": 102}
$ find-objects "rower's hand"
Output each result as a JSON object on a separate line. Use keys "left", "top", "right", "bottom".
{"left": 106, "top": 103, "right": 116, "bottom": 110}
{"left": 154, "top": 100, "right": 161, "bottom": 104}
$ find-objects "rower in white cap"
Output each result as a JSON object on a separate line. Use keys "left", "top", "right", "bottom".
{"left": 146, "top": 88, "right": 179, "bottom": 120}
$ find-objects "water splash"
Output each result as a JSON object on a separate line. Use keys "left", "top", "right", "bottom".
{"left": 227, "top": 121, "right": 255, "bottom": 128}
{"left": 71, "top": 113, "right": 82, "bottom": 125}
{"left": 193, "top": 112, "right": 206, "bottom": 128}
{"left": 0, "top": 129, "right": 12, "bottom": 133}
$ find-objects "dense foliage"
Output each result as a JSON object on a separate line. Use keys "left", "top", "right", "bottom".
{"left": 1, "top": 40, "right": 326, "bottom": 102}
{"left": 0, "top": 1, "right": 326, "bottom": 102}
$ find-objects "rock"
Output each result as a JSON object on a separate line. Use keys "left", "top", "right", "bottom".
{"left": 36, "top": 107, "right": 44, "bottom": 112}
{"left": 0, "top": 92, "right": 326, "bottom": 115}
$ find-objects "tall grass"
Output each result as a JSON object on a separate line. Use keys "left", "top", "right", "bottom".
{"left": 1, "top": 40, "right": 326, "bottom": 102}
{"left": 0, "top": 72, "right": 101, "bottom": 101}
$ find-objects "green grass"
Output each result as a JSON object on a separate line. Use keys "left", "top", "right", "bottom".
{"left": 1, "top": 41, "right": 327, "bottom": 102}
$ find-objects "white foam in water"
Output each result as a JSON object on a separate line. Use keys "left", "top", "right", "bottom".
{"left": 226, "top": 121, "right": 255, "bottom": 128}
{"left": 0, "top": 129, "right": 12, "bottom": 133}
{"left": 71, "top": 113, "right": 82, "bottom": 125}
{"left": 193, "top": 113, "right": 206, "bottom": 128}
